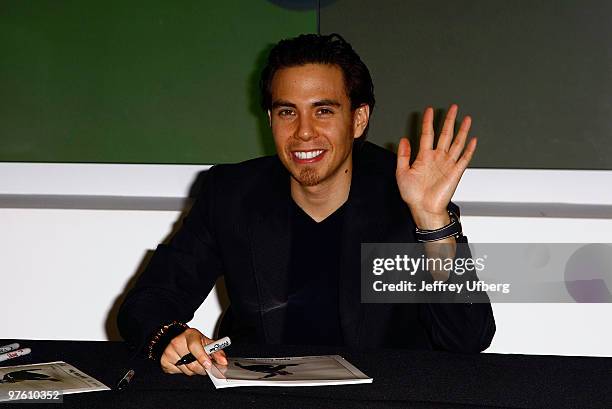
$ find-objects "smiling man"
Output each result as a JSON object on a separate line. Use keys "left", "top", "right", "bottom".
{"left": 270, "top": 63, "right": 369, "bottom": 221}
{"left": 118, "top": 34, "right": 495, "bottom": 377}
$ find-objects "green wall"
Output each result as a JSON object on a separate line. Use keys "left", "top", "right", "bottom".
{"left": 0, "top": 1, "right": 316, "bottom": 164}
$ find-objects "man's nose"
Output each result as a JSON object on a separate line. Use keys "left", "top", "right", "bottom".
{"left": 296, "top": 115, "right": 315, "bottom": 141}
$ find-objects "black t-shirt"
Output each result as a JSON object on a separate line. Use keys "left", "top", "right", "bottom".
{"left": 283, "top": 200, "right": 345, "bottom": 346}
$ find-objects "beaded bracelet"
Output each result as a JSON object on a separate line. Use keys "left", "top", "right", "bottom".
{"left": 147, "top": 321, "right": 189, "bottom": 361}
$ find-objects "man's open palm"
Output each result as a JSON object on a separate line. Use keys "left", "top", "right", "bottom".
{"left": 396, "top": 104, "right": 477, "bottom": 218}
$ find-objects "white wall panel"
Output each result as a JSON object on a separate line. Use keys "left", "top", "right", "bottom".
{"left": 1, "top": 164, "right": 611, "bottom": 357}
{"left": 0, "top": 208, "right": 223, "bottom": 341}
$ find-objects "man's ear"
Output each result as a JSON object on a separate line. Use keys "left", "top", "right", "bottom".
{"left": 267, "top": 110, "right": 272, "bottom": 127}
{"left": 353, "top": 104, "right": 370, "bottom": 139}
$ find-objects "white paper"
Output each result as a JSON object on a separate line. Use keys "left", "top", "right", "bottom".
{"left": 206, "top": 355, "right": 373, "bottom": 389}
{"left": 0, "top": 361, "right": 109, "bottom": 402}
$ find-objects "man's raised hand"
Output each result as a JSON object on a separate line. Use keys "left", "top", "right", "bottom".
{"left": 395, "top": 104, "right": 477, "bottom": 229}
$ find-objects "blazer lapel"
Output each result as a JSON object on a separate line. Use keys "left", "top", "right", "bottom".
{"left": 339, "top": 147, "right": 391, "bottom": 348}
{"left": 247, "top": 158, "right": 292, "bottom": 344}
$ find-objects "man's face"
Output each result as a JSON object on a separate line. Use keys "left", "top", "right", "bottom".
{"left": 268, "top": 64, "right": 369, "bottom": 187}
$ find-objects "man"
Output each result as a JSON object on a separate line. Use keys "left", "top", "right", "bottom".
{"left": 117, "top": 33, "right": 495, "bottom": 377}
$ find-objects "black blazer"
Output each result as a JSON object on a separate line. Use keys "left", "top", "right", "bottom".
{"left": 118, "top": 142, "right": 495, "bottom": 352}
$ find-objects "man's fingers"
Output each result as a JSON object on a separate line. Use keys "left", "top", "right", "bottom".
{"left": 164, "top": 344, "right": 206, "bottom": 376}
{"left": 160, "top": 359, "right": 182, "bottom": 374}
{"left": 184, "top": 330, "right": 212, "bottom": 369}
{"left": 437, "top": 104, "right": 458, "bottom": 152}
{"left": 211, "top": 349, "right": 228, "bottom": 366}
{"left": 448, "top": 115, "right": 472, "bottom": 161}
{"left": 455, "top": 137, "right": 478, "bottom": 173}
{"left": 161, "top": 351, "right": 192, "bottom": 375}
{"left": 186, "top": 360, "right": 208, "bottom": 376}
{"left": 161, "top": 342, "right": 184, "bottom": 373}
{"left": 176, "top": 363, "right": 197, "bottom": 376}
{"left": 396, "top": 137, "right": 411, "bottom": 172}
{"left": 419, "top": 107, "right": 435, "bottom": 151}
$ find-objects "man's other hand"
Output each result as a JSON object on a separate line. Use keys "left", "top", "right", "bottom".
{"left": 160, "top": 328, "right": 228, "bottom": 376}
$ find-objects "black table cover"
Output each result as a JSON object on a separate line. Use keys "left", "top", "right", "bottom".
{"left": 1, "top": 339, "right": 610, "bottom": 408}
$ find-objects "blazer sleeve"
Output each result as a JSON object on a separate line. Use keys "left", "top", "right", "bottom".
{"left": 117, "top": 166, "right": 225, "bottom": 350}
{"left": 417, "top": 203, "right": 496, "bottom": 353}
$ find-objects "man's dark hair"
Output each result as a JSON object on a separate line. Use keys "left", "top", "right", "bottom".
{"left": 260, "top": 33, "right": 375, "bottom": 138}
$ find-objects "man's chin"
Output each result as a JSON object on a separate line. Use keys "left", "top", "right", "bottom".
{"left": 294, "top": 167, "right": 321, "bottom": 187}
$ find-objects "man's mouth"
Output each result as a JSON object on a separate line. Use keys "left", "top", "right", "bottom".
{"left": 291, "top": 149, "right": 326, "bottom": 164}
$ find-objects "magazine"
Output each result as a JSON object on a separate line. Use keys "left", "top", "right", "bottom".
{"left": 206, "top": 355, "right": 372, "bottom": 389}
{"left": 0, "top": 361, "right": 109, "bottom": 402}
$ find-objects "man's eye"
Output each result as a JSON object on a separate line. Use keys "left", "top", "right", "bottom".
{"left": 317, "top": 108, "right": 334, "bottom": 115}
{"left": 278, "top": 109, "right": 295, "bottom": 117}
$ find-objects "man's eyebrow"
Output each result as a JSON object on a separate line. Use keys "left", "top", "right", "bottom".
{"left": 271, "top": 100, "right": 296, "bottom": 109}
{"left": 271, "top": 99, "right": 342, "bottom": 109}
{"left": 312, "top": 99, "right": 341, "bottom": 107}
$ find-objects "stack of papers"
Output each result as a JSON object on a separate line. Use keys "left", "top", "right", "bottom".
{"left": 0, "top": 361, "right": 109, "bottom": 402}
{"left": 206, "top": 355, "right": 372, "bottom": 389}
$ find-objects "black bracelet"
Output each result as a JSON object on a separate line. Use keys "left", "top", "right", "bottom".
{"left": 147, "top": 321, "right": 189, "bottom": 361}
{"left": 415, "top": 210, "right": 463, "bottom": 242}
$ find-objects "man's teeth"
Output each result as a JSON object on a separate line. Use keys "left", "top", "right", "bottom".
{"left": 294, "top": 150, "right": 324, "bottom": 160}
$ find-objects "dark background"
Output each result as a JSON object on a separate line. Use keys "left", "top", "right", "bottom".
{"left": 320, "top": 0, "right": 612, "bottom": 169}
{"left": 2, "top": 0, "right": 610, "bottom": 169}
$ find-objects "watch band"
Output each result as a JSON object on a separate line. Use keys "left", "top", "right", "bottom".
{"left": 415, "top": 210, "right": 463, "bottom": 242}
